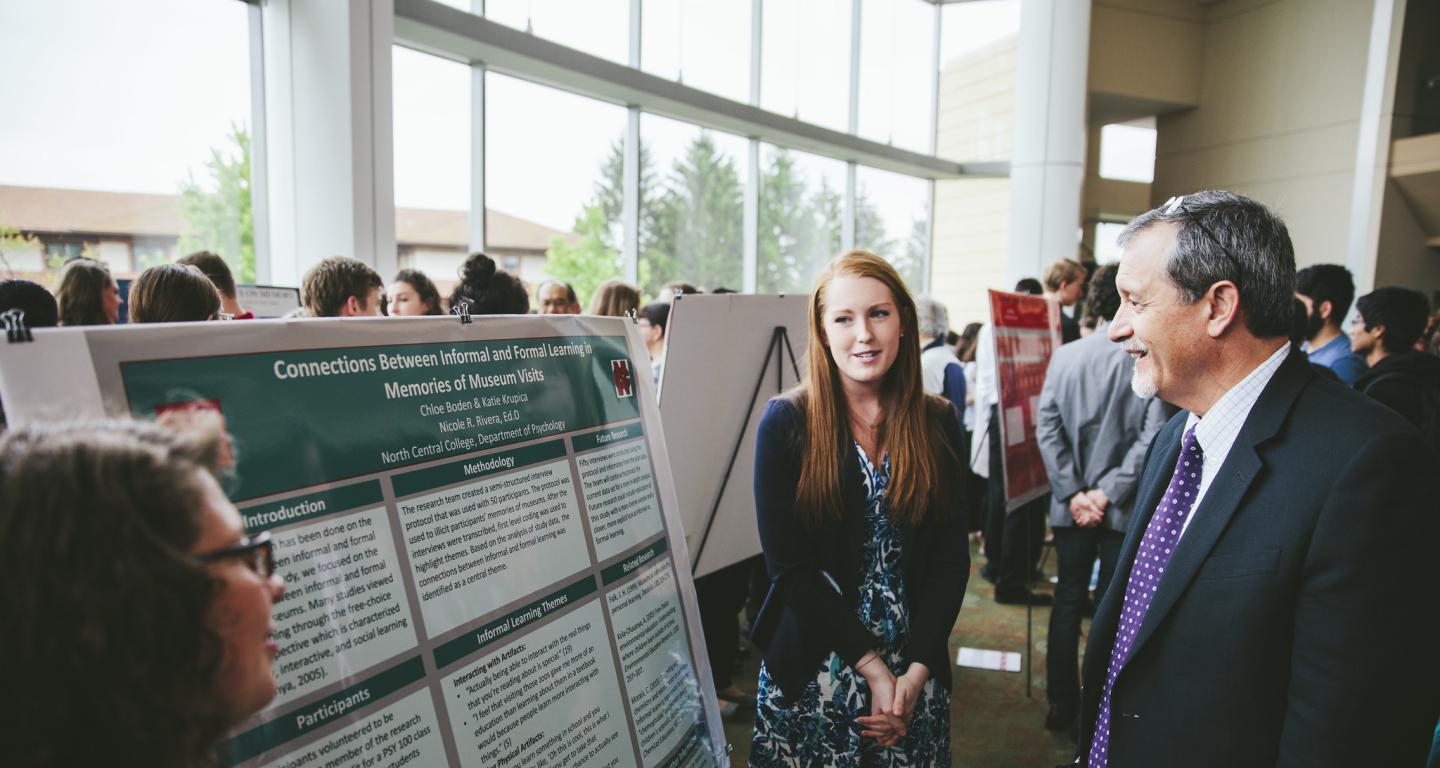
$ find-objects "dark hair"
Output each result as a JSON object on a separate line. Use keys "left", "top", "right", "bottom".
{"left": 129, "top": 264, "right": 222, "bottom": 324}
{"left": 1289, "top": 297, "right": 1310, "bottom": 345}
{"left": 538, "top": 279, "right": 578, "bottom": 306}
{"left": 659, "top": 281, "right": 699, "bottom": 300}
{"left": 0, "top": 279, "right": 59, "bottom": 327}
{"left": 954, "top": 322, "right": 982, "bottom": 363}
{"left": 589, "top": 280, "right": 641, "bottom": 317}
{"left": 177, "top": 251, "right": 237, "bottom": 299}
{"left": 1119, "top": 190, "right": 1295, "bottom": 339}
{"left": 1294, "top": 264, "right": 1355, "bottom": 330}
{"left": 301, "top": 256, "right": 383, "bottom": 317}
{"left": 393, "top": 269, "right": 443, "bottom": 315}
{"left": 0, "top": 419, "right": 232, "bottom": 766}
{"left": 1356, "top": 287, "right": 1431, "bottom": 353}
{"left": 450, "top": 253, "right": 528, "bottom": 315}
{"left": 639, "top": 301, "right": 670, "bottom": 334}
{"left": 1086, "top": 263, "right": 1122, "bottom": 323}
{"left": 55, "top": 257, "right": 114, "bottom": 326}
{"left": 1014, "top": 278, "right": 1043, "bottom": 296}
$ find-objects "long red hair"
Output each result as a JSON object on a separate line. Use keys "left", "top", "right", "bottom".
{"left": 791, "top": 250, "right": 957, "bottom": 529}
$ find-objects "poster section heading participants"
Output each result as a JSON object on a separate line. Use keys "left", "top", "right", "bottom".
{"left": 603, "top": 539, "right": 715, "bottom": 768}
{"left": 435, "top": 577, "right": 638, "bottom": 768}
{"left": 573, "top": 421, "right": 667, "bottom": 563}
{"left": 243, "top": 481, "right": 420, "bottom": 708}
{"left": 988, "top": 290, "right": 1059, "bottom": 511}
{"left": 218, "top": 657, "right": 444, "bottom": 768}
{"left": 119, "top": 335, "right": 639, "bottom": 500}
{"left": 392, "top": 439, "right": 591, "bottom": 638}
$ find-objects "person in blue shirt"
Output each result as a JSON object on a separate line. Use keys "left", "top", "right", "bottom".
{"left": 1295, "top": 264, "right": 1367, "bottom": 385}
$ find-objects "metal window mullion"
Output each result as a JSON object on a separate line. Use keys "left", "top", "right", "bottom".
{"left": 247, "top": 1, "right": 271, "bottom": 283}
{"left": 843, "top": 0, "right": 861, "bottom": 252}
{"left": 471, "top": 0, "right": 486, "bottom": 252}
{"left": 621, "top": 0, "right": 641, "bottom": 285}
{"left": 928, "top": 0, "right": 940, "bottom": 156}
{"left": 923, "top": 178, "right": 935, "bottom": 292}
{"left": 743, "top": 0, "right": 761, "bottom": 294}
{"left": 623, "top": 108, "right": 641, "bottom": 285}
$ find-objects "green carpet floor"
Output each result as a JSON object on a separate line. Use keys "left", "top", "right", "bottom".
{"left": 718, "top": 539, "right": 1079, "bottom": 767}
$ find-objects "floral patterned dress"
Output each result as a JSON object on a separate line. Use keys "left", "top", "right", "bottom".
{"left": 750, "top": 446, "right": 951, "bottom": 767}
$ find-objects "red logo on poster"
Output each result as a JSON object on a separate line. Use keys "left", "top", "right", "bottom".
{"left": 611, "top": 360, "right": 634, "bottom": 398}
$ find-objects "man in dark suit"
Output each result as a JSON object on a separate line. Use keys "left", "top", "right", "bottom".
{"left": 1076, "top": 190, "right": 1440, "bottom": 767}
{"left": 1037, "top": 263, "right": 1166, "bottom": 735}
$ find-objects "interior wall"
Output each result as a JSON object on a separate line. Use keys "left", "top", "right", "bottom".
{"left": 1152, "top": 0, "right": 1374, "bottom": 269}
{"left": 931, "top": 36, "right": 1016, "bottom": 327}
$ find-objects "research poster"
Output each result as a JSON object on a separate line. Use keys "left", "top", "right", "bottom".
{"left": 987, "top": 290, "right": 1061, "bottom": 512}
{"left": 0, "top": 315, "right": 726, "bottom": 768}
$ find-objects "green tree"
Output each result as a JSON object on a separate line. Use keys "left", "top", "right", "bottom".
{"left": 177, "top": 123, "right": 254, "bottom": 282}
{"left": 646, "top": 132, "right": 744, "bottom": 294}
{"left": 758, "top": 148, "right": 820, "bottom": 293}
{"left": 545, "top": 204, "right": 622, "bottom": 304}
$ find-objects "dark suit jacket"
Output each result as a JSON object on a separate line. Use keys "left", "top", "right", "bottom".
{"left": 752, "top": 395, "right": 971, "bottom": 698}
{"left": 1077, "top": 349, "right": 1440, "bottom": 766}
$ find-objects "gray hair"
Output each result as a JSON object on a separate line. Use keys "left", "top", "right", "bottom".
{"left": 915, "top": 295, "right": 949, "bottom": 340}
{"left": 1119, "top": 189, "right": 1295, "bottom": 339}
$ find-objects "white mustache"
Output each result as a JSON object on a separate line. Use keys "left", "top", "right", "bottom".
{"left": 1122, "top": 340, "right": 1148, "bottom": 355}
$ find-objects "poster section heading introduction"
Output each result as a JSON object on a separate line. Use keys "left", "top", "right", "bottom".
{"left": 0, "top": 316, "right": 725, "bottom": 768}
{"left": 987, "top": 290, "right": 1061, "bottom": 512}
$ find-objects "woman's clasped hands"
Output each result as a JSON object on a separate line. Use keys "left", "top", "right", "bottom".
{"left": 854, "top": 651, "right": 930, "bottom": 747}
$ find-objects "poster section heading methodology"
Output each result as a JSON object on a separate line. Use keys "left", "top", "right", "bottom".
{"left": 987, "top": 290, "right": 1061, "bottom": 512}
{"left": 0, "top": 315, "right": 726, "bottom": 768}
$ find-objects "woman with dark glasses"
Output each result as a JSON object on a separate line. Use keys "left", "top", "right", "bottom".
{"left": 0, "top": 418, "right": 285, "bottom": 766}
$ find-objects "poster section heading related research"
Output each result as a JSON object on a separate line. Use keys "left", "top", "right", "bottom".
{"left": 0, "top": 319, "right": 724, "bottom": 768}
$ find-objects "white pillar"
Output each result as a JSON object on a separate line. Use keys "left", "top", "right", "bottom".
{"left": 1346, "top": 0, "right": 1407, "bottom": 296}
{"left": 1007, "top": 0, "right": 1090, "bottom": 285}
{"left": 262, "top": 0, "right": 396, "bottom": 287}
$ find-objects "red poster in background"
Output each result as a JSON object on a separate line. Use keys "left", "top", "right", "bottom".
{"left": 988, "top": 290, "right": 1062, "bottom": 512}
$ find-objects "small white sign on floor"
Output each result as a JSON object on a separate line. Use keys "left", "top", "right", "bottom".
{"left": 957, "top": 647, "right": 1023, "bottom": 672}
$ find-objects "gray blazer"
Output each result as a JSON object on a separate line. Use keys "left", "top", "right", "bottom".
{"left": 1036, "top": 328, "right": 1165, "bottom": 532}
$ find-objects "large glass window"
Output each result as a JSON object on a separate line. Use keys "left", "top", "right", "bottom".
{"left": 858, "top": 0, "right": 936, "bottom": 154}
{"left": 760, "top": 0, "right": 851, "bottom": 133}
{"left": 0, "top": 0, "right": 255, "bottom": 281}
{"left": 484, "top": 0, "right": 629, "bottom": 66}
{"left": 639, "top": 114, "right": 748, "bottom": 298}
{"left": 1099, "top": 119, "right": 1157, "bottom": 183}
{"left": 758, "top": 144, "right": 846, "bottom": 293}
{"left": 1094, "top": 222, "right": 1126, "bottom": 264}
{"left": 854, "top": 166, "right": 930, "bottom": 291}
{"left": 392, "top": 46, "right": 471, "bottom": 287}
{"left": 642, "top": 0, "right": 751, "bottom": 104}
{"left": 486, "top": 73, "right": 628, "bottom": 301}
{"left": 936, "top": 0, "right": 1019, "bottom": 162}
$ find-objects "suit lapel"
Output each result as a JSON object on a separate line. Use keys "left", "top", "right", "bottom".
{"left": 1124, "top": 349, "right": 1311, "bottom": 662}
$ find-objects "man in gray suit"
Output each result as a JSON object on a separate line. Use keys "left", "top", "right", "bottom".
{"left": 1036, "top": 263, "right": 1166, "bottom": 736}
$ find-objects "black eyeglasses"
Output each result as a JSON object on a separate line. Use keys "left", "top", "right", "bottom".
{"left": 1162, "top": 195, "right": 1245, "bottom": 281}
{"left": 197, "top": 531, "right": 276, "bottom": 578}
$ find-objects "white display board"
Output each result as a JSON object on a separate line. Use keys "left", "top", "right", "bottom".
{"left": 0, "top": 315, "right": 726, "bottom": 768}
{"left": 658, "top": 294, "right": 809, "bottom": 578}
{"left": 237, "top": 284, "right": 302, "bottom": 318}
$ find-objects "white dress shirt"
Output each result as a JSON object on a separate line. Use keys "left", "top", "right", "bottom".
{"left": 1176, "top": 342, "right": 1291, "bottom": 540}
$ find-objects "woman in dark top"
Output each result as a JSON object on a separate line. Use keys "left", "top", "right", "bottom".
{"left": 750, "top": 249, "right": 969, "bottom": 766}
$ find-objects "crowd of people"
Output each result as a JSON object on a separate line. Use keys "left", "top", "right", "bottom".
{"left": 1, "top": 188, "right": 1439, "bottom": 767}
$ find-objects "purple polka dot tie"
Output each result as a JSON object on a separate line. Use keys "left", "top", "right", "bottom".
{"left": 1087, "top": 426, "right": 1203, "bottom": 767}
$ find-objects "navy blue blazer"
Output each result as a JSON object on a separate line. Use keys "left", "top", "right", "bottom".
{"left": 1077, "top": 348, "right": 1440, "bottom": 767}
{"left": 752, "top": 395, "right": 971, "bottom": 699}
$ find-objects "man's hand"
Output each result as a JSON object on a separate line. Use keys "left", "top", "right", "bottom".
{"left": 1069, "top": 492, "right": 1102, "bottom": 527}
{"left": 1085, "top": 488, "right": 1110, "bottom": 513}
